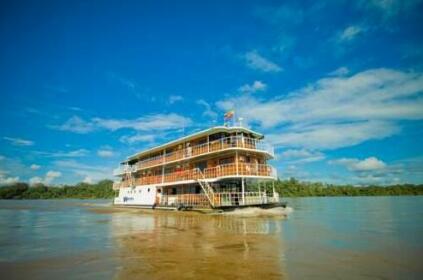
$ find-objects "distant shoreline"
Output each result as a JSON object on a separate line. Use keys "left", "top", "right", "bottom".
{"left": 274, "top": 178, "right": 423, "bottom": 197}
{"left": 0, "top": 179, "right": 422, "bottom": 199}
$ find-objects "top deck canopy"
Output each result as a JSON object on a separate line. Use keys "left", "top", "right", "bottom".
{"left": 123, "top": 126, "right": 264, "bottom": 163}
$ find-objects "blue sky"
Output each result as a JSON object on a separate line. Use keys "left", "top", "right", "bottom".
{"left": 0, "top": 0, "right": 422, "bottom": 185}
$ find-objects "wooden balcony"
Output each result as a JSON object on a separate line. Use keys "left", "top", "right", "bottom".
{"left": 213, "top": 192, "right": 279, "bottom": 207}
{"left": 157, "top": 192, "right": 279, "bottom": 209}
{"left": 115, "top": 163, "right": 275, "bottom": 188}
{"left": 203, "top": 163, "right": 273, "bottom": 178}
{"left": 114, "top": 136, "right": 274, "bottom": 175}
{"left": 159, "top": 194, "right": 210, "bottom": 208}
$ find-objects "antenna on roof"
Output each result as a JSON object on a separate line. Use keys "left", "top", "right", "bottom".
{"left": 238, "top": 117, "right": 244, "bottom": 127}
{"left": 182, "top": 122, "right": 186, "bottom": 136}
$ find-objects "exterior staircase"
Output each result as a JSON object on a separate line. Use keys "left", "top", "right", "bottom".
{"left": 125, "top": 169, "right": 135, "bottom": 188}
{"left": 195, "top": 168, "right": 215, "bottom": 208}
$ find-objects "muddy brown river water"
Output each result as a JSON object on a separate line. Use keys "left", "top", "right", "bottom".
{"left": 0, "top": 197, "right": 422, "bottom": 279}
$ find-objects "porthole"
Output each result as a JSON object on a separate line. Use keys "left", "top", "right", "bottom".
{"left": 148, "top": 188, "right": 150, "bottom": 192}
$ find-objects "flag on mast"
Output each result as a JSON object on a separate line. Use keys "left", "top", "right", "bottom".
{"left": 224, "top": 110, "right": 235, "bottom": 121}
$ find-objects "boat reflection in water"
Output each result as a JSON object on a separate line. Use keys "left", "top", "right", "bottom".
{"left": 109, "top": 208, "right": 288, "bottom": 279}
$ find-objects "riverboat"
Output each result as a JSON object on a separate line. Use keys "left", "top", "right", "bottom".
{"left": 113, "top": 123, "right": 285, "bottom": 211}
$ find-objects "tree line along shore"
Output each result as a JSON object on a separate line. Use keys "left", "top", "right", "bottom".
{"left": 0, "top": 178, "right": 422, "bottom": 199}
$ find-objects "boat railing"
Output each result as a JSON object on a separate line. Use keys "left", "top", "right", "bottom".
{"left": 214, "top": 191, "right": 276, "bottom": 207}
{"left": 113, "top": 136, "right": 274, "bottom": 173}
{"left": 159, "top": 193, "right": 210, "bottom": 208}
{"left": 113, "top": 164, "right": 137, "bottom": 176}
{"left": 158, "top": 191, "right": 277, "bottom": 208}
{"left": 115, "top": 163, "right": 275, "bottom": 188}
{"left": 204, "top": 163, "right": 273, "bottom": 178}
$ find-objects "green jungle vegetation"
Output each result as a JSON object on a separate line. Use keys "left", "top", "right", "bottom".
{"left": 0, "top": 178, "right": 422, "bottom": 199}
{"left": 0, "top": 180, "right": 116, "bottom": 199}
{"left": 270, "top": 178, "right": 423, "bottom": 197}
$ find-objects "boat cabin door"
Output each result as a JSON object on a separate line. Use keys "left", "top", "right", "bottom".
{"left": 155, "top": 188, "right": 162, "bottom": 205}
{"left": 196, "top": 161, "right": 207, "bottom": 171}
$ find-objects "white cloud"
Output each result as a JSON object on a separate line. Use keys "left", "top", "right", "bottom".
{"left": 326, "top": 156, "right": 408, "bottom": 185}
{"left": 360, "top": 0, "right": 421, "bottom": 20}
{"left": 0, "top": 157, "right": 33, "bottom": 179}
{"left": 197, "top": 99, "right": 218, "bottom": 120}
{"left": 30, "top": 164, "right": 41, "bottom": 170}
{"left": 217, "top": 68, "right": 423, "bottom": 149}
{"left": 53, "top": 113, "right": 192, "bottom": 134}
{"left": 58, "top": 149, "right": 88, "bottom": 157}
{"left": 3, "top": 137, "right": 34, "bottom": 146}
{"left": 338, "top": 25, "right": 365, "bottom": 42}
{"left": 356, "top": 157, "right": 423, "bottom": 185}
{"left": 352, "top": 157, "right": 387, "bottom": 171}
{"left": 45, "top": 171, "right": 61, "bottom": 184}
{"left": 120, "top": 134, "right": 157, "bottom": 144}
{"left": 93, "top": 114, "right": 191, "bottom": 131}
{"left": 267, "top": 121, "right": 399, "bottom": 150}
{"left": 244, "top": 50, "right": 282, "bottom": 72}
{"left": 97, "top": 149, "right": 114, "bottom": 158}
{"left": 108, "top": 73, "right": 149, "bottom": 100}
{"left": 391, "top": 157, "right": 423, "bottom": 184}
{"left": 83, "top": 176, "right": 93, "bottom": 184}
{"left": 29, "top": 176, "right": 43, "bottom": 185}
{"left": 54, "top": 116, "right": 94, "bottom": 133}
{"left": 238, "top": 81, "right": 267, "bottom": 94}
{"left": 278, "top": 164, "right": 311, "bottom": 180}
{"left": 54, "top": 160, "right": 113, "bottom": 182}
{"left": 55, "top": 160, "right": 107, "bottom": 172}
{"left": 280, "top": 149, "right": 325, "bottom": 163}
{"left": 0, "top": 175, "right": 19, "bottom": 185}
{"left": 330, "top": 157, "right": 386, "bottom": 171}
{"left": 168, "top": 95, "right": 184, "bottom": 104}
{"left": 35, "top": 149, "right": 89, "bottom": 158}
{"left": 29, "top": 170, "right": 62, "bottom": 185}
{"left": 329, "top": 67, "right": 350, "bottom": 76}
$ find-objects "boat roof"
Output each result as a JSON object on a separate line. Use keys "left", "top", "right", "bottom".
{"left": 124, "top": 126, "right": 263, "bottom": 163}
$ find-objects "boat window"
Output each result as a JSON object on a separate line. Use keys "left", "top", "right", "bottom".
{"left": 209, "top": 133, "right": 224, "bottom": 141}
{"left": 219, "top": 157, "right": 234, "bottom": 165}
{"left": 148, "top": 188, "right": 150, "bottom": 192}
{"left": 197, "top": 137, "right": 207, "bottom": 145}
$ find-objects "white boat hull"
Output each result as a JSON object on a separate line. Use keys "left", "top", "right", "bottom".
{"left": 114, "top": 185, "right": 158, "bottom": 207}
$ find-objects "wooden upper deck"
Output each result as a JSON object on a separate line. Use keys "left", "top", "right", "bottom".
{"left": 125, "top": 126, "right": 263, "bottom": 162}
{"left": 114, "top": 126, "right": 274, "bottom": 175}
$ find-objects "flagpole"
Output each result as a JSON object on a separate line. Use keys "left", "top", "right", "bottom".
{"left": 223, "top": 110, "right": 235, "bottom": 127}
